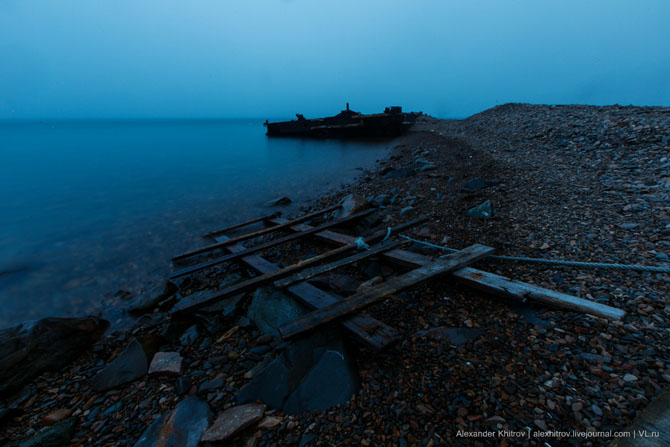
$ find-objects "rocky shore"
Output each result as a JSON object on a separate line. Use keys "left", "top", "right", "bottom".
{"left": 2, "top": 103, "right": 669, "bottom": 446}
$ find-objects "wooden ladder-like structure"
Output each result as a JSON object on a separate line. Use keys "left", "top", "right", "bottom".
{"left": 168, "top": 206, "right": 626, "bottom": 351}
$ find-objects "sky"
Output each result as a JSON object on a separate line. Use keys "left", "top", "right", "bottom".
{"left": 1, "top": 1, "right": 669, "bottom": 120}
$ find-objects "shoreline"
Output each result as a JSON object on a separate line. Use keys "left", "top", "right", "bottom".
{"left": 2, "top": 103, "right": 669, "bottom": 446}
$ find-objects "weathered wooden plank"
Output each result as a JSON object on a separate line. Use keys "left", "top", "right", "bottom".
{"left": 279, "top": 244, "right": 494, "bottom": 339}
{"left": 275, "top": 219, "right": 627, "bottom": 321}
{"left": 202, "top": 212, "right": 282, "bottom": 239}
{"left": 268, "top": 216, "right": 428, "bottom": 247}
{"left": 274, "top": 240, "right": 401, "bottom": 289}
{"left": 174, "top": 204, "right": 341, "bottom": 261}
{"left": 206, "top": 235, "right": 399, "bottom": 350}
{"left": 171, "top": 243, "right": 357, "bottom": 314}
{"left": 453, "top": 267, "right": 627, "bottom": 320}
{"left": 170, "top": 209, "right": 374, "bottom": 279}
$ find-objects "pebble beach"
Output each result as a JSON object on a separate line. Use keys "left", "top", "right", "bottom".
{"left": 2, "top": 103, "right": 670, "bottom": 447}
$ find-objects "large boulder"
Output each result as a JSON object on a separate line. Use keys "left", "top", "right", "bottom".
{"left": 236, "top": 332, "right": 359, "bottom": 414}
{"left": 247, "top": 287, "right": 307, "bottom": 337}
{"left": 134, "top": 396, "right": 212, "bottom": 447}
{"left": 91, "top": 336, "right": 160, "bottom": 392}
{"left": 0, "top": 317, "right": 108, "bottom": 397}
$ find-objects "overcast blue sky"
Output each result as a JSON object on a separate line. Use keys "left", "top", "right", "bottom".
{"left": 1, "top": 1, "right": 669, "bottom": 119}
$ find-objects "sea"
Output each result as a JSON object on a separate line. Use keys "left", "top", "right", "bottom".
{"left": 0, "top": 119, "right": 391, "bottom": 328}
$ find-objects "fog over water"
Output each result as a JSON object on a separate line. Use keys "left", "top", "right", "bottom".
{"left": 1, "top": 0, "right": 669, "bottom": 120}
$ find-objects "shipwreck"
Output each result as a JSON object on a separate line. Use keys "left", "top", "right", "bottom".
{"left": 264, "top": 104, "right": 419, "bottom": 138}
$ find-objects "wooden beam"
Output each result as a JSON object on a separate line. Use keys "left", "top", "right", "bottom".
{"left": 169, "top": 209, "right": 374, "bottom": 279}
{"left": 278, "top": 220, "right": 626, "bottom": 321}
{"left": 267, "top": 216, "right": 428, "bottom": 247}
{"left": 278, "top": 244, "right": 494, "bottom": 339}
{"left": 202, "top": 212, "right": 282, "bottom": 239}
{"left": 453, "top": 267, "right": 627, "bottom": 321}
{"left": 209, "top": 235, "right": 399, "bottom": 350}
{"left": 274, "top": 239, "right": 401, "bottom": 289}
{"left": 170, "top": 243, "right": 357, "bottom": 314}
{"left": 173, "top": 204, "right": 341, "bottom": 261}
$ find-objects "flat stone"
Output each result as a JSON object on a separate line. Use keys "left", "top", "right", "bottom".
{"left": 134, "top": 396, "right": 212, "bottom": 447}
{"left": 148, "top": 352, "right": 182, "bottom": 376}
{"left": 466, "top": 200, "right": 493, "bottom": 218}
{"left": 623, "top": 373, "right": 638, "bottom": 382}
{"left": 384, "top": 167, "right": 415, "bottom": 179}
{"left": 42, "top": 408, "right": 73, "bottom": 426}
{"left": 91, "top": 338, "right": 150, "bottom": 392}
{"left": 461, "top": 178, "right": 497, "bottom": 192}
{"left": 201, "top": 403, "right": 266, "bottom": 443}
{"left": 257, "top": 415, "right": 283, "bottom": 429}
{"left": 412, "top": 327, "right": 483, "bottom": 345}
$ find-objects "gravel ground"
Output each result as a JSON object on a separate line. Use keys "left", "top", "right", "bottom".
{"left": 3, "top": 103, "right": 669, "bottom": 447}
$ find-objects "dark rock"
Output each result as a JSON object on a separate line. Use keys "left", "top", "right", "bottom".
{"left": 419, "top": 164, "right": 437, "bottom": 172}
{"left": 335, "top": 194, "right": 370, "bottom": 218}
{"left": 283, "top": 347, "right": 359, "bottom": 414}
{"left": 400, "top": 206, "right": 415, "bottom": 215}
{"left": 175, "top": 377, "right": 192, "bottom": 395}
{"left": 148, "top": 352, "right": 182, "bottom": 376}
{"left": 180, "top": 325, "right": 199, "bottom": 346}
{"left": 371, "top": 194, "right": 391, "bottom": 207}
{"left": 201, "top": 403, "right": 265, "bottom": 443}
{"left": 133, "top": 396, "right": 212, "bottom": 447}
{"left": 299, "top": 433, "right": 318, "bottom": 447}
{"left": 160, "top": 320, "right": 194, "bottom": 344}
{"left": 199, "top": 375, "right": 225, "bottom": 394}
{"left": 247, "top": 287, "right": 308, "bottom": 337}
{"left": 128, "top": 281, "right": 178, "bottom": 315}
{"left": 413, "top": 327, "right": 483, "bottom": 345}
{"left": 461, "top": 178, "right": 497, "bottom": 192}
{"left": 328, "top": 274, "right": 361, "bottom": 295}
{"left": 265, "top": 196, "right": 291, "bottom": 207}
{"left": 466, "top": 200, "right": 493, "bottom": 218}
{"left": 384, "top": 167, "right": 415, "bottom": 179}
{"left": 91, "top": 338, "right": 152, "bottom": 392}
{"left": 0, "top": 317, "right": 108, "bottom": 397}
{"left": 237, "top": 332, "right": 359, "bottom": 414}
{"left": 17, "top": 417, "right": 76, "bottom": 447}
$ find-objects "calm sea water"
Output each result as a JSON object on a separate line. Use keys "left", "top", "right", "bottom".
{"left": 0, "top": 119, "right": 390, "bottom": 327}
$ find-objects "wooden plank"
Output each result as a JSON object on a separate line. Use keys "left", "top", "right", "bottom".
{"left": 173, "top": 204, "right": 341, "bottom": 261}
{"left": 278, "top": 244, "right": 494, "bottom": 339}
{"left": 275, "top": 220, "right": 627, "bottom": 321}
{"left": 169, "top": 209, "right": 374, "bottom": 279}
{"left": 202, "top": 212, "right": 282, "bottom": 239}
{"left": 274, "top": 239, "right": 401, "bottom": 289}
{"left": 207, "top": 234, "right": 399, "bottom": 350}
{"left": 268, "top": 216, "right": 428, "bottom": 247}
{"left": 170, "top": 243, "right": 357, "bottom": 314}
{"left": 453, "top": 267, "right": 627, "bottom": 320}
